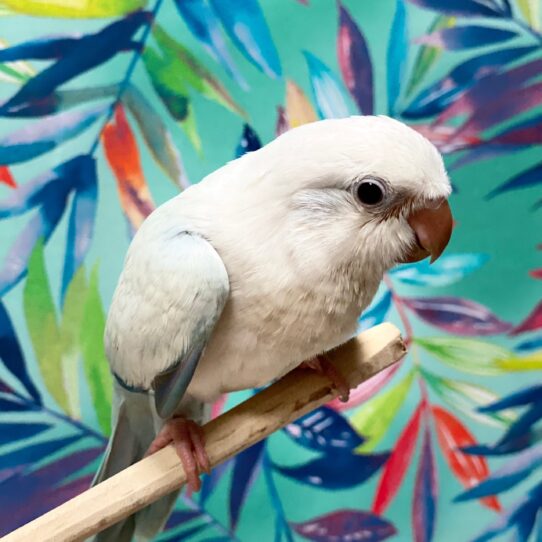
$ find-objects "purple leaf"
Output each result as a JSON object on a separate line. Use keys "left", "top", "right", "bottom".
{"left": 403, "top": 296, "right": 513, "bottom": 335}
{"left": 235, "top": 124, "right": 262, "bottom": 158}
{"left": 283, "top": 406, "right": 364, "bottom": 453}
{"left": 337, "top": 3, "right": 373, "bottom": 115}
{"left": 359, "top": 290, "right": 392, "bottom": 331}
{"left": 406, "top": 0, "right": 505, "bottom": 17}
{"left": 292, "top": 509, "right": 396, "bottom": 542}
{"left": 0, "top": 34, "right": 81, "bottom": 62}
{"left": 413, "top": 427, "right": 438, "bottom": 542}
{"left": 0, "top": 105, "right": 107, "bottom": 165}
{"left": 387, "top": 0, "right": 408, "bottom": 115}
{"left": 274, "top": 450, "right": 389, "bottom": 489}
{"left": 0, "top": 422, "right": 50, "bottom": 445}
{"left": 208, "top": 0, "right": 281, "bottom": 78}
{"left": 61, "top": 157, "right": 97, "bottom": 301}
{"left": 0, "top": 301, "right": 41, "bottom": 402}
{"left": 229, "top": 440, "right": 265, "bottom": 530}
{"left": 416, "top": 26, "right": 517, "bottom": 50}
{"left": 487, "top": 161, "right": 542, "bottom": 199}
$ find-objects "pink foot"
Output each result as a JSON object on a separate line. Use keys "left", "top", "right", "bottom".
{"left": 301, "top": 354, "right": 350, "bottom": 403}
{"left": 146, "top": 417, "right": 210, "bottom": 492}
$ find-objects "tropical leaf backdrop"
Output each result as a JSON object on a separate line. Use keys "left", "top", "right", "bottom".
{"left": 0, "top": 0, "right": 541, "bottom": 540}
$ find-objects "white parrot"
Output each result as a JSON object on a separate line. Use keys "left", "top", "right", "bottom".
{"left": 93, "top": 115, "right": 453, "bottom": 541}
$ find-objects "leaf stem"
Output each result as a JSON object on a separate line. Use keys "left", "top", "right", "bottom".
{"left": 88, "top": 0, "right": 164, "bottom": 156}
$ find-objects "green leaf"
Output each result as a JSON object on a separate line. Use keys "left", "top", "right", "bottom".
{"left": 517, "top": 0, "right": 540, "bottom": 31}
{"left": 495, "top": 351, "right": 542, "bottom": 371}
{"left": 350, "top": 369, "right": 415, "bottom": 451}
{"left": 23, "top": 240, "right": 69, "bottom": 413}
{"left": 406, "top": 16, "right": 455, "bottom": 97}
{"left": 0, "top": 38, "right": 35, "bottom": 84}
{"left": 421, "top": 368, "right": 516, "bottom": 427}
{"left": 80, "top": 266, "right": 112, "bottom": 435}
{"left": 0, "top": 0, "right": 147, "bottom": 18}
{"left": 415, "top": 337, "right": 512, "bottom": 375}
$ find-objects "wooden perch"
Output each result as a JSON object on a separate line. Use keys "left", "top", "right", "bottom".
{"left": 2, "top": 322, "right": 405, "bottom": 542}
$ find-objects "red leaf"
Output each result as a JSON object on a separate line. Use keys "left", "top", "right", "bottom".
{"left": 530, "top": 269, "right": 542, "bottom": 280}
{"left": 510, "top": 300, "right": 542, "bottom": 335}
{"left": 372, "top": 402, "right": 425, "bottom": 515}
{"left": 102, "top": 104, "right": 155, "bottom": 232}
{"left": 0, "top": 166, "right": 16, "bottom": 188}
{"left": 431, "top": 405, "right": 501, "bottom": 512}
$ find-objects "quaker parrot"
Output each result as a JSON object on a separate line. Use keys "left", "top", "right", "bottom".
{"left": 92, "top": 116, "right": 453, "bottom": 541}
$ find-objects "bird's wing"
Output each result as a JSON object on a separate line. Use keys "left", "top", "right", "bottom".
{"left": 105, "top": 230, "right": 229, "bottom": 419}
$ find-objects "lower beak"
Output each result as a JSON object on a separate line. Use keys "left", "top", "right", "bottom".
{"left": 403, "top": 199, "right": 453, "bottom": 263}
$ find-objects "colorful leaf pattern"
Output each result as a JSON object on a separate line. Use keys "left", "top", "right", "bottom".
{"left": 0, "top": 1, "right": 541, "bottom": 540}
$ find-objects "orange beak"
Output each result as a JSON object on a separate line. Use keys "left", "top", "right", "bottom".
{"left": 404, "top": 199, "right": 453, "bottom": 263}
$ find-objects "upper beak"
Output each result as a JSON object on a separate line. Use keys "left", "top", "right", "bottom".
{"left": 404, "top": 199, "right": 453, "bottom": 263}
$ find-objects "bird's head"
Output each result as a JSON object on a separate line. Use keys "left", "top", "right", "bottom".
{"left": 244, "top": 115, "right": 453, "bottom": 277}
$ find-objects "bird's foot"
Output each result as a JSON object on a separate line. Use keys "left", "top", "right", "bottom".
{"left": 146, "top": 417, "right": 210, "bottom": 492}
{"left": 301, "top": 354, "right": 350, "bottom": 403}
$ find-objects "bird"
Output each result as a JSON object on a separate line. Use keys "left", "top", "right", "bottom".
{"left": 92, "top": 115, "right": 453, "bottom": 541}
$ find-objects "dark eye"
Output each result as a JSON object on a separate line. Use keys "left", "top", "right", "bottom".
{"left": 356, "top": 179, "right": 385, "bottom": 206}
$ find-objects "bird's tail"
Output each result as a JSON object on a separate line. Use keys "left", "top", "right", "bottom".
{"left": 90, "top": 382, "right": 179, "bottom": 542}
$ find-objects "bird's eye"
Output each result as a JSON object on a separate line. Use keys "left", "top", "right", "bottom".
{"left": 356, "top": 179, "right": 386, "bottom": 207}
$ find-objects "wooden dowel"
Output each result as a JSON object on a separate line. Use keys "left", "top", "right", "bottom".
{"left": 2, "top": 323, "right": 405, "bottom": 542}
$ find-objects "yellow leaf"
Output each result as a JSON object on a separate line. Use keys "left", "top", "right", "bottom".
{"left": 286, "top": 80, "right": 317, "bottom": 128}
{"left": 0, "top": 0, "right": 147, "bottom": 18}
{"left": 518, "top": 0, "right": 540, "bottom": 30}
{"left": 496, "top": 351, "right": 542, "bottom": 371}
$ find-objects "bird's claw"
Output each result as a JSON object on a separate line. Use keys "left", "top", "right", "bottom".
{"left": 301, "top": 354, "right": 350, "bottom": 402}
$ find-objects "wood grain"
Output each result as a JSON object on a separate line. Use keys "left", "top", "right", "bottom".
{"left": 2, "top": 322, "right": 405, "bottom": 542}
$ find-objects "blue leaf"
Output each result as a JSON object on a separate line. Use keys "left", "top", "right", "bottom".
{"left": 455, "top": 443, "right": 542, "bottom": 501}
{"left": 516, "top": 335, "right": 542, "bottom": 352}
{"left": 0, "top": 395, "right": 39, "bottom": 412}
{"left": 61, "top": 157, "right": 97, "bottom": 301}
{"left": 0, "top": 12, "right": 149, "bottom": 116}
{"left": 387, "top": 0, "right": 408, "bottom": 116}
{"left": 478, "top": 384, "right": 542, "bottom": 412}
{"left": 304, "top": 51, "right": 349, "bottom": 119}
{"left": 235, "top": 124, "right": 262, "bottom": 157}
{"left": 229, "top": 440, "right": 265, "bottom": 530}
{"left": 283, "top": 406, "right": 364, "bottom": 453}
{"left": 209, "top": 0, "right": 281, "bottom": 78}
{"left": 486, "top": 161, "right": 542, "bottom": 199}
{"left": 199, "top": 459, "right": 232, "bottom": 506}
{"left": 358, "top": 289, "right": 392, "bottom": 331}
{"left": 173, "top": 0, "right": 247, "bottom": 89}
{"left": 417, "top": 25, "right": 518, "bottom": 50}
{"left": 164, "top": 509, "right": 202, "bottom": 530}
{"left": 406, "top": 0, "right": 505, "bottom": 17}
{"left": 0, "top": 105, "right": 107, "bottom": 166}
{"left": 0, "top": 422, "right": 50, "bottom": 446}
{"left": 0, "top": 302, "right": 41, "bottom": 403}
{"left": 403, "top": 46, "right": 537, "bottom": 118}
{"left": 0, "top": 34, "right": 81, "bottom": 62}
{"left": 274, "top": 451, "right": 389, "bottom": 489}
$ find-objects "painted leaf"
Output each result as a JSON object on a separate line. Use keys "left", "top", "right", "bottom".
{"left": 285, "top": 80, "right": 317, "bottom": 128}
{"left": 200, "top": 460, "right": 233, "bottom": 506}
{"left": 0, "top": 0, "right": 147, "bottom": 18}
{"left": 432, "top": 406, "right": 500, "bottom": 511}
{"left": 102, "top": 105, "right": 155, "bottom": 234}
{"left": 416, "top": 26, "right": 517, "bottom": 50}
{"left": 358, "top": 290, "right": 392, "bottom": 332}
{"left": 229, "top": 440, "right": 265, "bottom": 530}
{"left": 0, "top": 301, "right": 41, "bottom": 403}
{"left": 0, "top": 12, "right": 149, "bottom": 115}
{"left": 487, "top": 162, "right": 542, "bottom": 200}
{"left": 372, "top": 402, "right": 424, "bottom": 515}
{"left": 123, "top": 85, "right": 188, "bottom": 189}
{"left": 518, "top": 0, "right": 541, "bottom": 30}
{"left": 516, "top": 335, "right": 542, "bottom": 352}
{"left": 173, "top": 0, "right": 248, "bottom": 88}
{"left": 292, "top": 510, "right": 397, "bottom": 542}
{"left": 0, "top": 396, "right": 37, "bottom": 412}
{"left": 0, "top": 167, "right": 16, "bottom": 188}
{"left": 164, "top": 509, "right": 202, "bottom": 531}
{"left": 304, "top": 51, "right": 350, "bottom": 119}
{"left": 530, "top": 268, "right": 542, "bottom": 280}
{"left": 159, "top": 523, "right": 208, "bottom": 541}
{"left": 284, "top": 406, "right": 364, "bottom": 453}
{"left": 422, "top": 369, "right": 516, "bottom": 427}
{"left": 209, "top": 0, "right": 282, "bottom": 78}
{"left": 415, "top": 336, "right": 513, "bottom": 375}
{"left": 236, "top": 124, "right": 262, "bottom": 157}
{"left": 406, "top": 0, "right": 504, "bottom": 17}
{"left": 455, "top": 443, "right": 542, "bottom": 502}
{"left": 0, "top": 38, "right": 35, "bottom": 85}
{"left": 23, "top": 241, "right": 69, "bottom": 414}
{"left": 61, "top": 156, "right": 97, "bottom": 301}
{"left": 80, "top": 266, "right": 113, "bottom": 435}
{"left": 337, "top": 3, "right": 373, "bottom": 115}
{"left": 511, "top": 301, "right": 542, "bottom": 337}
{"left": 351, "top": 369, "right": 414, "bottom": 451}
{"left": 412, "top": 426, "right": 438, "bottom": 542}
{"left": 0, "top": 422, "right": 50, "bottom": 446}
{"left": 495, "top": 352, "right": 542, "bottom": 371}
{"left": 403, "top": 297, "right": 512, "bottom": 335}
{"left": 274, "top": 450, "right": 389, "bottom": 489}
{"left": 406, "top": 16, "right": 454, "bottom": 96}
{"left": 390, "top": 253, "right": 488, "bottom": 287}
{"left": 478, "top": 383, "right": 542, "bottom": 412}
{"left": 0, "top": 105, "right": 107, "bottom": 165}
{"left": 0, "top": 34, "right": 82, "bottom": 62}
{"left": 387, "top": 0, "right": 408, "bottom": 115}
